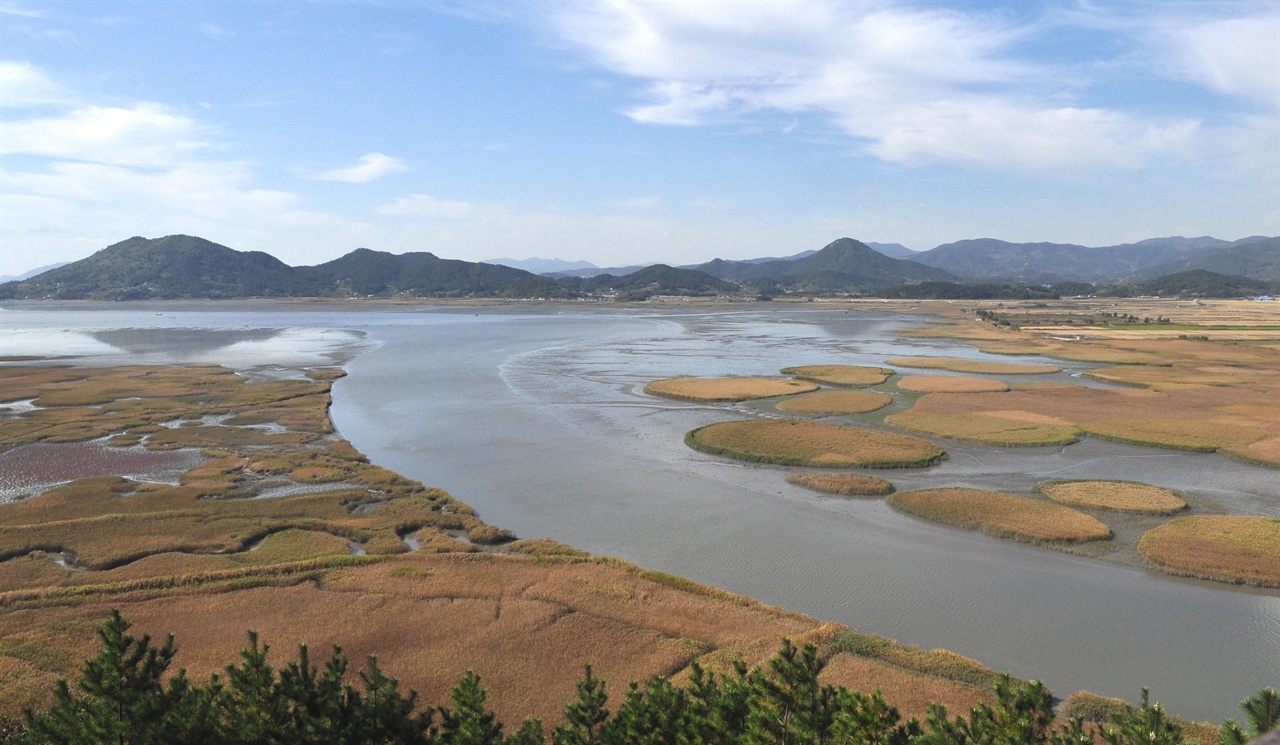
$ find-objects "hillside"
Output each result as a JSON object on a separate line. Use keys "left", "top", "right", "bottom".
{"left": 556, "top": 263, "right": 738, "bottom": 299}
{"left": 0, "top": 236, "right": 570, "bottom": 300}
{"left": 695, "top": 238, "right": 953, "bottom": 292}
{"left": 299, "top": 248, "right": 569, "bottom": 298}
{"left": 1102, "top": 269, "right": 1279, "bottom": 298}
{"left": 1135, "top": 237, "right": 1280, "bottom": 282}
{"left": 911, "top": 236, "right": 1265, "bottom": 283}
{"left": 0, "top": 236, "right": 305, "bottom": 300}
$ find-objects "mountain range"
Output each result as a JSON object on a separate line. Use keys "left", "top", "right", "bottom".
{"left": 1, "top": 233, "right": 1276, "bottom": 301}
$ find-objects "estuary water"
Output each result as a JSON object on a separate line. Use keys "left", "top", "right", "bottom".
{"left": 2, "top": 301, "right": 1276, "bottom": 723}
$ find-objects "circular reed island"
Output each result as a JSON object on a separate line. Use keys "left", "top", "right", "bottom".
{"left": 645, "top": 376, "right": 818, "bottom": 402}
{"left": 896, "top": 376, "right": 1010, "bottom": 393}
{"left": 685, "top": 419, "right": 944, "bottom": 468}
{"left": 777, "top": 390, "right": 893, "bottom": 414}
{"left": 787, "top": 473, "right": 894, "bottom": 496}
{"left": 1036, "top": 480, "right": 1186, "bottom": 514}
{"left": 886, "top": 357, "right": 1060, "bottom": 374}
{"left": 781, "top": 365, "right": 894, "bottom": 386}
{"left": 889, "top": 488, "right": 1112, "bottom": 543}
{"left": 1139, "top": 515, "right": 1280, "bottom": 587}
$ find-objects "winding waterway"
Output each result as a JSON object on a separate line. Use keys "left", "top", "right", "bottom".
{"left": 2, "top": 301, "right": 1277, "bottom": 723}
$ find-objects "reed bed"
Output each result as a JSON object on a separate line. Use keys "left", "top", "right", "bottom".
{"left": 780, "top": 365, "right": 894, "bottom": 386}
{"left": 1139, "top": 516, "right": 1280, "bottom": 587}
{"left": 886, "top": 411, "right": 1079, "bottom": 446}
{"left": 1035, "top": 480, "right": 1186, "bottom": 514}
{"left": 887, "top": 383, "right": 1278, "bottom": 463}
{"left": 644, "top": 376, "right": 817, "bottom": 402}
{"left": 896, "top": 376, "right": 1009, "bottom": 393}
{"left": 686, "top": 419, "right": 944, "bottom": 468}
{"left": 786, "top": 473, "right": 894, "bottom": 496}
{"left": 776, "top": 390, "right": 893, "bottom": 414}
{"left": 888, "top": 488, "right": 1112, "bottom": 543}
{"left": 886, "top": 357, "right": 1060, "bottom": 374}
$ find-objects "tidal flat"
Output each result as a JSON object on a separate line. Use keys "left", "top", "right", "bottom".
{"left": 1, "top": 300, "right": 1277, "bottom": 724}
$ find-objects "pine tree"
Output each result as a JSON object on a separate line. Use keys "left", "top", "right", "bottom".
{"left": 1221, "top": 689, "right": 1280, "bottom": 745}
{"left": 439, "top": 671, "right": 504, "bottom": 745}
{"left": 552, "top": 666, "right": 609, "bottom": 745}
{"left": 24, "top": 609, "right": 216, "bottom": 744}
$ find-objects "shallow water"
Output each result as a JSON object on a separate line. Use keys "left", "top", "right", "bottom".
{"left": 3, "top": 301, "right": 1277, "bottom": 722}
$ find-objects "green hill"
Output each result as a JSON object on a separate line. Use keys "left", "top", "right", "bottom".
{"left": 1135, "top": 237, "right": 1280, "bottom": 282}
{"left": 0, "top": 236, "right": 572, "bottom": 300}
{"left": 696, "top": 238, "right": 953, "bottom": 292}
{"left": 0, "top": 235, "right": 304, "bottom": 300}
{"left": 557, "top": 264, "right": 737, "bottom": 300}
{"left": 1103, "top": 270, "right": 1278, "bottom": 298}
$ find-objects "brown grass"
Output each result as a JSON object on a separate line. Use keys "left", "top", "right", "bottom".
{"left": 886, "top": 411, "right": 1079, "bottom": 447}
{"left": 897, "top": 376, "right": 1009, "bottom": 393}
{"left": 776, "top": 390, "right": 893, "bottom": 414}
{"left": 889, "top": 488, "right": 1112, "bottom": 543}
{"left": 887, "top": 383, "right": 1278, "bottom": 461}
{"left": 0, "top": 364, "right": 1005, "bottom": 725}
{"left": 1139, "top": 516, "right": 1280, "bottom": 587}
{"left": 781, "top": 365, "right": 894, "bottom": 386}
{"left": 786, "top": 473, "right": 894, "bottom": 496}
{"left": 686, "top": 419, "right": 944, "bottom": 468}
{"left": 644, "top": 377, "right": 818, "bottom": 402}
{"left": 1035, "top": 480, "right": 1186, "bottom": 514}
{"left": 886, "top": 357, "right": 1060, "bottom": 374}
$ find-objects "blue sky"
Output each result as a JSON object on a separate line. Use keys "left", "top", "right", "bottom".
{"left": 1, "top": 0, "right": 1277, "bottom": 274}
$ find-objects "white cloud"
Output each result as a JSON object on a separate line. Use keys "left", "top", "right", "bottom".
{"left": 0, "top": 60, "right": 68, "bottom": 107}
{"left": 1169, "top": 15, "right": 1280, "bottom": 109}
{"left": 377, "top": 194, "right": 478, "bottom": 218}
{"left": 1, "top": 102, "right": 211, "bottom": 165}
{"left": 540, "top": 1, "right": 1208, "bottom": 175}
{"left": 316, "top": 152, "right": 409, "bottom": 183}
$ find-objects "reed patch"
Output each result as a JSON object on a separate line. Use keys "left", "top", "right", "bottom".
{"left": 686, "top": 419, "right": 944, "bottom": 468}
{"left": 644, "top": 377, "right": 817, "bottom": 402}
{"left": 776, "top": 390, "right": 893, "bottom": 414}
{"left": 780, "top": 365, "right": 894, "bottom": 386}
{"left": 786, "top": 473, "right": 894, "bottom": 496}
{"left": 897, "top": 376, "right": 1010, "bottom": 393}
{"left": 886, "top": 357, "right": 1060, "bottom": 374}
{"left": 1139, "top": 516, "right": 1280, "bottom": 587}
{"left": 889, "top": 488, "right": 1112, "bottom": 543}
{"left": 1036, "top": 480, "right": 1186, "bottom": 514}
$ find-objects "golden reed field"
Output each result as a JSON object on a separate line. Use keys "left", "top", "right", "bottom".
{"left": 0, "top": 364, "right": 1000, "bottom": 724}
{"left": 888, "top": 488, "right": 1113, "bottom": 543}
{"left": 643, "top": 376, "right": 817, "bottom": 402}
{"left": 776, "top": 390, "right": 894, "bottom": 414}
{"left": 1036, "top": 480, "right": 1187, "bottom": 515}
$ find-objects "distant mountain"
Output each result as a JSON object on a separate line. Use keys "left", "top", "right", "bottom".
{"left": 695, "top": 238, "right": 954, "bottom": 292}
{"left": 865, "top": 242, "right": 918, "bottom": 259}
{"left": 0, "top": 261, "right": 70, "bottom": 283}
{"left": 1134, "top": 237, "right": 1279, "bottom": 282}
{"left": 483, "top": 257, "right": 598, "bottom": 274}
{"left": 556, "top": 264, "right": 737, "bottom": 300}
{"left": 544, "top": 264, "right": 649, "bottom": 279}
{"left": 1103, "top": 270, "right": 1278, "bottom": 298}
{"left": 0, "top": 236, "right": 569, "bottom": 300}
{"left": 911, "top": 236, "right": 1259, "bottom": 283}
{"left": 0, "top": 235, "right": 304, "bottom": 300}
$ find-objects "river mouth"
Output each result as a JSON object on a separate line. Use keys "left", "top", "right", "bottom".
{"left": 3, "top": 301, "right": 1277, "bottom": 724}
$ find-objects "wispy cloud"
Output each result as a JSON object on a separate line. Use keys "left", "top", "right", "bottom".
{"left": 537, "top": 1, "right": 1236, "bottom": 175}
{"left": 0, "top": 60, "right": 69, "bottom": 107}
{"left": 316, "top": 152, "right": 409, "bottom": 183}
